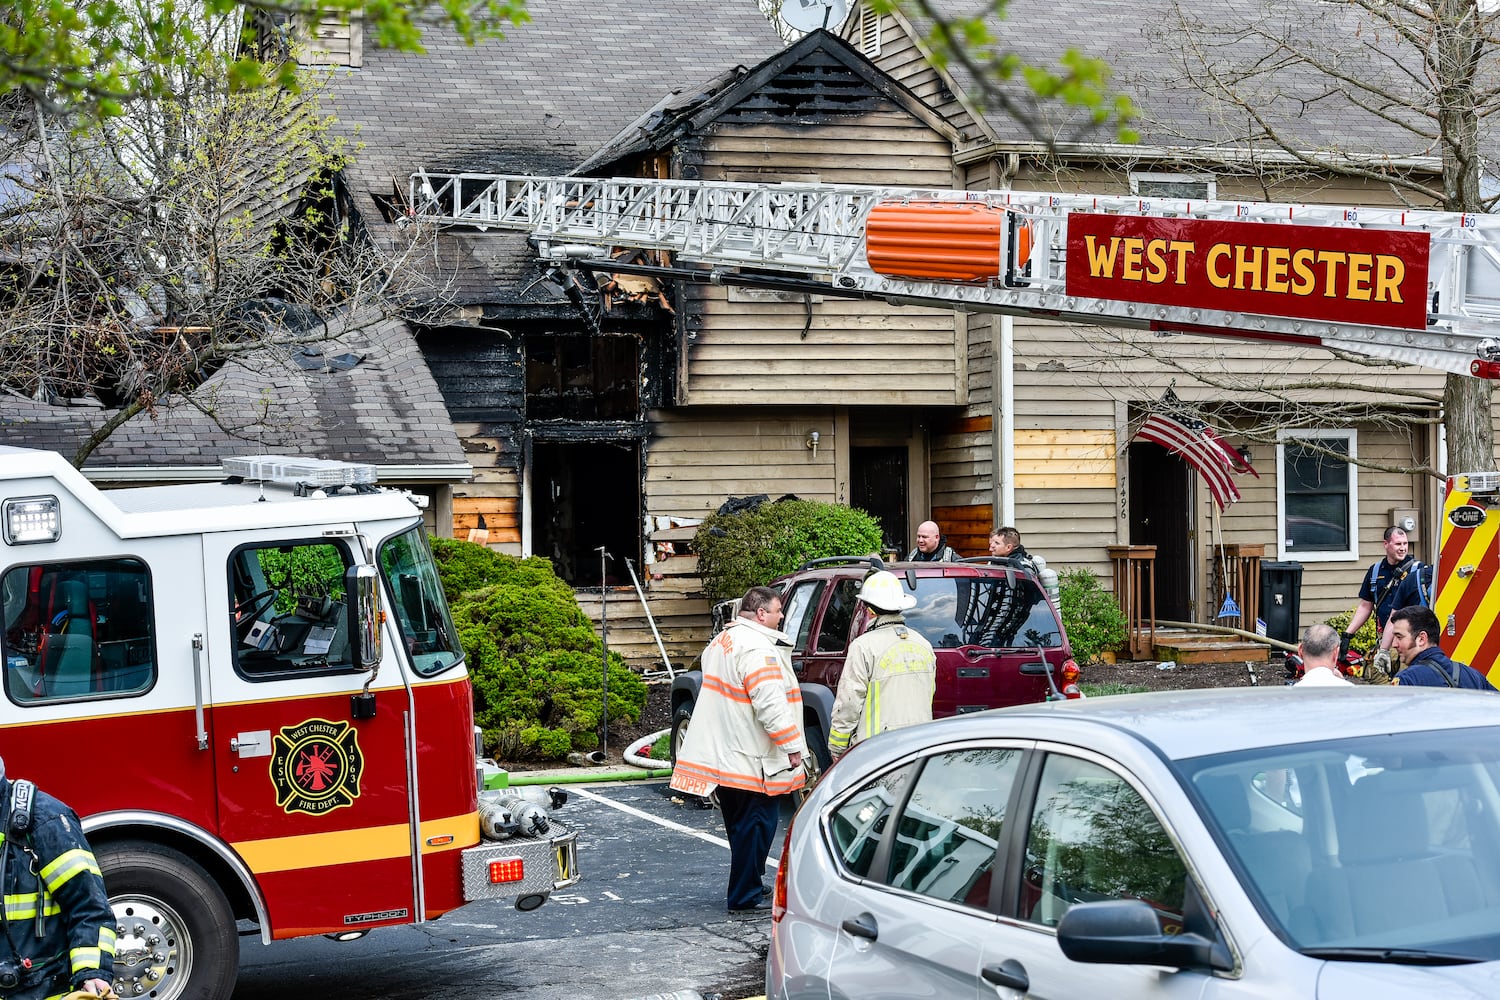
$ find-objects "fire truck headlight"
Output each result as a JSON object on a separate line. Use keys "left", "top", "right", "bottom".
{"left": 3, "top": 496, "right": 60, "bottom": 544}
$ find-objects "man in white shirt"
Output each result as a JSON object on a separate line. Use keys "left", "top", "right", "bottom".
{"left": 1295, "top": 623, "right": 1352, "bottom": 687}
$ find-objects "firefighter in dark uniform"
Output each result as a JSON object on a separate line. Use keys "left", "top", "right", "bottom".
{"left": 0, "top": 757, "right": 115, "bottom": 1000}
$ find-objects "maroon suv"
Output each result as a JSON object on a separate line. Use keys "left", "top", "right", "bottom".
{"left": 670, "top": 555, "right": 1080, "bottom": 767}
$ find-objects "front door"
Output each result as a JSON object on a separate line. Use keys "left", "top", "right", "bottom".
{"left": 204, "top": 528, "right": 418, "bottom": 938}
{"left": 851, "top": 447, "right": 909, "bottom": 556}
{"left": 531, "top": 441, "right": 640, "bottom": 586}
{"left": 1129, "top": 442, "right": 1192, "bottom": 620}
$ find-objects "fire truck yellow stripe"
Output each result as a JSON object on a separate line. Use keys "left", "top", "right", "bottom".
{"left": 1443, "top": 504, "right": 1500, "bottom": 665}
{"left": 233, "top": 812, "right": 480, "bottom": 873}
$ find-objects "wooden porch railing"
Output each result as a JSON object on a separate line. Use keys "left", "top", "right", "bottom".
{"left": 1108, "top": 545, "right": 1157, "bottom": 659}
{"left": 1209, "top": 543, "right": 1264, "bottom": 635}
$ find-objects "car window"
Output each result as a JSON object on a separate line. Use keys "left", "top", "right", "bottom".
{"left": 815, "top": 577, "right": 861, "bottom": 653}
{"left": 827, "top": 761, "right": 919, "bottom": 878}
{"left": 1022, "top": 754, "right": 1187, "bottom": 931}
{"left": 1187, "top": 727, "right": 1500, "bottom": 957}
{"left": 905, "top": 575, "right": 1062, "bottom": 649}
{"left": 782, "top": 581, "right": 822, "bottom": 651}
{"left": 888, "top": 748, "right": 1021, "bottom": 909}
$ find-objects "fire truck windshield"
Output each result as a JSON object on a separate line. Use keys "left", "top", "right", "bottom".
{"left": 379, "top": 527, "right": 462, "bottom": 677}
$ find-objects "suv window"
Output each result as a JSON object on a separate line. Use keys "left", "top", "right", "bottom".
{"left": 828, "top": 761, "right": 919, "bottom": 878}
{"left": 1022, "top": 754, "right": 1188, "bottom": 930}
{"left": 3, "top": 559, "right": 156, "bottom": 702}
{"left": 888, "top": 748, "right": 1021, "bottom": 909}
{"left": 906, "top": 574, "right": 1061, "bottom": 649}
{"left": 815, "top": 577, "right": 861, "bottom": 653}
{"left": 782, "top": 580, "right": 823, "bottom": 650}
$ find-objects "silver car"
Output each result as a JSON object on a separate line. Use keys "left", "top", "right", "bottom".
{"left": 768, "top": 687, "right": 1500, "bottom": 998}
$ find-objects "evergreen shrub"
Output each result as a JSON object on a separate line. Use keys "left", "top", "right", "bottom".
{"left": 694, "top": 498, "right": 884, "bottom": 601}
{"left": 1058, "top": 567, "right": 1128, "bottom": 663}
{"left": 430, "top": 537, "right": 646, "bottom": 761}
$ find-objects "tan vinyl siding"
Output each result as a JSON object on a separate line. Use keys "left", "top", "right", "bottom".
{"left": 644, "top": 408, "right": 840, "bottom": 520}
{"left": 298, "top": 13, "right": 362, "bottom": 67}
{"left": 837, "top": 4, "right": 985, "bottom": 140}
{"left": 683, "top": 119, "right": 962, "bottom": 406}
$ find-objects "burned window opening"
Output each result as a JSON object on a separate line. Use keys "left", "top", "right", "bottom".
{"left": 525, "top": 334, "right": 639, "bottom": 421}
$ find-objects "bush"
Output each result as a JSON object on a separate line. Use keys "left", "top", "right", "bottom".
{"left": 1058, "top": 567, "right": 1128, "bottom": 664}
{"left": 1324, "top": 609, "right": 1377, "bottom": 657}
{"left": 694, "top": 498, "right": 884, "bottom": 601}
{"left": 430, "top": 537, "right": 646, "bottom": 761}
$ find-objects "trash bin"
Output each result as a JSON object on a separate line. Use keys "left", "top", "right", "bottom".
{"left": 1260, "top": 560, "right": 1304, "bottom": 647}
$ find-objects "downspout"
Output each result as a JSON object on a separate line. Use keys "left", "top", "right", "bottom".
{"left": 997, "top": 153, "right": 1020, "bottom": 525}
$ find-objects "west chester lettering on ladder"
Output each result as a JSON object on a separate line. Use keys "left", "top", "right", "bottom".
{"left": 1065, "top": 214, "right": 1432, "bottom": 331}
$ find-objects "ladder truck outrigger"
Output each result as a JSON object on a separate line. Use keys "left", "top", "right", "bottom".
{"left": 0, "top": 452, "right": 578, "bottom": 1000}
{"left": 409, "top": 171, "right": 1500, "bottom": 682}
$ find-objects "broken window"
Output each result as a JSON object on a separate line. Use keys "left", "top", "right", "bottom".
{"left": 525, "top": 335, "right": 638, "bottom": 420}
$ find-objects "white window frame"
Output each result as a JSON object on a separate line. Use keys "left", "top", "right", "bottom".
{"left": 1129, "top": 172, "right": 1216, "bottom": 201}
{"left": 1276, "top": 428, "right": 1358, "bottom": 562}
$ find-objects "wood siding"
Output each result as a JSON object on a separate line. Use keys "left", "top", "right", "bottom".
{"left": 679, "top": 103, "right": 962, "bottom": 405}
{"left": 300, "top": 14, "right": 362, "bottom": 67}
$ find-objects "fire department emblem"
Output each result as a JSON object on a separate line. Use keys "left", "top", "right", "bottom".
{"left": 270, "top": 718, "right": 363, "bottom": 816}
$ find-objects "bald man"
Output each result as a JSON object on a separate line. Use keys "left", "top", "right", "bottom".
{"left": 905, "top": 521, "right": 960, "bottom": 562}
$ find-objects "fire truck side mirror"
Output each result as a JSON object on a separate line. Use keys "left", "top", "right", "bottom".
{"left": 348, "top": 564, "right": 382, "bottom": 672}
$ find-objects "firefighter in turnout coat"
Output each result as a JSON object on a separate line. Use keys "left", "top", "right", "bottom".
{"left": 0, "top": 757, "right": 115, "bottom": 1000}
{"left": 671, "top": 586, "right": 806, "bottom": 912}
{"left": 828, "top": 571, "right": 937, "bottom": 762}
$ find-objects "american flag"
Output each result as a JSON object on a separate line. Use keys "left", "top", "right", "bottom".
{"left": 1136, "top": 389, "right": 1257, "bottom": 511}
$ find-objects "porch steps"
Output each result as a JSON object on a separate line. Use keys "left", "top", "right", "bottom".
{"left": 575, "top": 586, "right": 713, "bottom": 675}
{"left": 1149, "top": 627, "right": 1270, "bottom": 665}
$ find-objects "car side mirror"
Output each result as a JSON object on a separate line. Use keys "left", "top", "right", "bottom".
{"left": 1056, "top": 900, "right": 1232, "bottom": 972}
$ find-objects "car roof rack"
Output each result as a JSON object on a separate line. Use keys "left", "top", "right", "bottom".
{"left": 796, "top": 555, "right": 887, "bottom": 573}
{"left": 961, "top": 555, "right": 1030, "bottom": 572}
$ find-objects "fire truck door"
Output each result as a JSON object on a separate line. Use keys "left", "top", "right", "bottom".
{"left": 203, "top": 528, "right": 419, "bottom": 938}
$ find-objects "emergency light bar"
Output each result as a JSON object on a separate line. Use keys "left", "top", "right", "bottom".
{"left": 224, "top": 456, "right": 378, "bottom": 487}
{"left": 3, "top": 496, "right": 61, "bottom": 544}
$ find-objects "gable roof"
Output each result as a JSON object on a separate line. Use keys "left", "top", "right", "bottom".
{"left": 577, "top": 29, "right": 957, "bottom": 175}
{"left": 326, "top": 0, "right": 786, "bottom": 309}
{"left": 0, "top": 312, "right": 468, "bottom": 479}
{"left": 882, "top": 0, "right": 1453, "bottom": 168}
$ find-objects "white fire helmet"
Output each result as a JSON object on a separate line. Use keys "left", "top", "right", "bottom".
{"left": 858, "top": 570, "right": 917, "bottom": 613}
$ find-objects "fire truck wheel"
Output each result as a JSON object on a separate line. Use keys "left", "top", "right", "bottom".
{"left": 669, "top": 703, "right": 693, "bottom": 765}
{"left": 97, "top": 840, "right": 239, "bottom": 1000}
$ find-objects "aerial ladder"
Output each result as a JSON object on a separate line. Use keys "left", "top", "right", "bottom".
{"left": 409, "top": 171, "right": 1500, "bottom": 378}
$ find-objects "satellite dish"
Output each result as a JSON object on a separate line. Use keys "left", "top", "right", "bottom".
{"left": 779, "top": 0, "right": 850, "bottom": 33}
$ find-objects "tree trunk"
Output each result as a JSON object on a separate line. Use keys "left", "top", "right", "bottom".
{"left": 1445, "top": 373, "right": 1494, "bottom": 472}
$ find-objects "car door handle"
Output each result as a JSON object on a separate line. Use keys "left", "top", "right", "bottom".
{"left": 981, "top": 959, "right": 1029, "bottom": 992}
{"left": 840, "top": 912, "right": 878, "bottom": 941}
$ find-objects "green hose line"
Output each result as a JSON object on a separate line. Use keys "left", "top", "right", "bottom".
{"left": 506, "top": 767, "right": 673, "bottom": 786}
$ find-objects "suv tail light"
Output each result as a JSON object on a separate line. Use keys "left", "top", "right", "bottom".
{"left": 772, "top": 815, "right": 796, "bottom": 922}
{"left": 1061, "top": 658, "right": 1083, "bottom": 699}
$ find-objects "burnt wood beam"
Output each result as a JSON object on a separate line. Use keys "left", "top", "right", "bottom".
{"left": 527, "top": 420, "right": 647, "bottom": 442}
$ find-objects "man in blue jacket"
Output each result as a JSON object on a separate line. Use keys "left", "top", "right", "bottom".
{"left": 0, "top": 757, "right": 115, "bottom": 1000}
{"left": 1388, "top": 606, "right": 1498, "bottom": 690}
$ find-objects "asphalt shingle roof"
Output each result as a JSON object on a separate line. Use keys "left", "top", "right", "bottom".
{"left": 0, "top": 312, "right": 466, "bottom": 473}
{"left": 911, "top": 0, "right": 1462, "bottom": 162}
{"left": 326, "top": 0, "right": 786, "bottom": 306}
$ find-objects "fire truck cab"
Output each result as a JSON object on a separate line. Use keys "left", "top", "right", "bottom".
{"left": 0, "top": 447, "right": 578, "bottom": 1000}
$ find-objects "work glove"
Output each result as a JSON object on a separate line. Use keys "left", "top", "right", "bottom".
{"left": 1368, "top": 648, "right": 1394, "bottom": 685}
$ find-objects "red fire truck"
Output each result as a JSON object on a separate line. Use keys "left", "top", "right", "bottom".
{"left": 1435, "top": 472, "right": 1500, "bottom": 681}
{"left": 0, "top": 448, "right": 578, "bottom": 1000}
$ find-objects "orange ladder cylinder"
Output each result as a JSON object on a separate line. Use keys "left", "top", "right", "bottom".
{"left": 865, "top": 201, "right": 1009, "bottom": 282}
